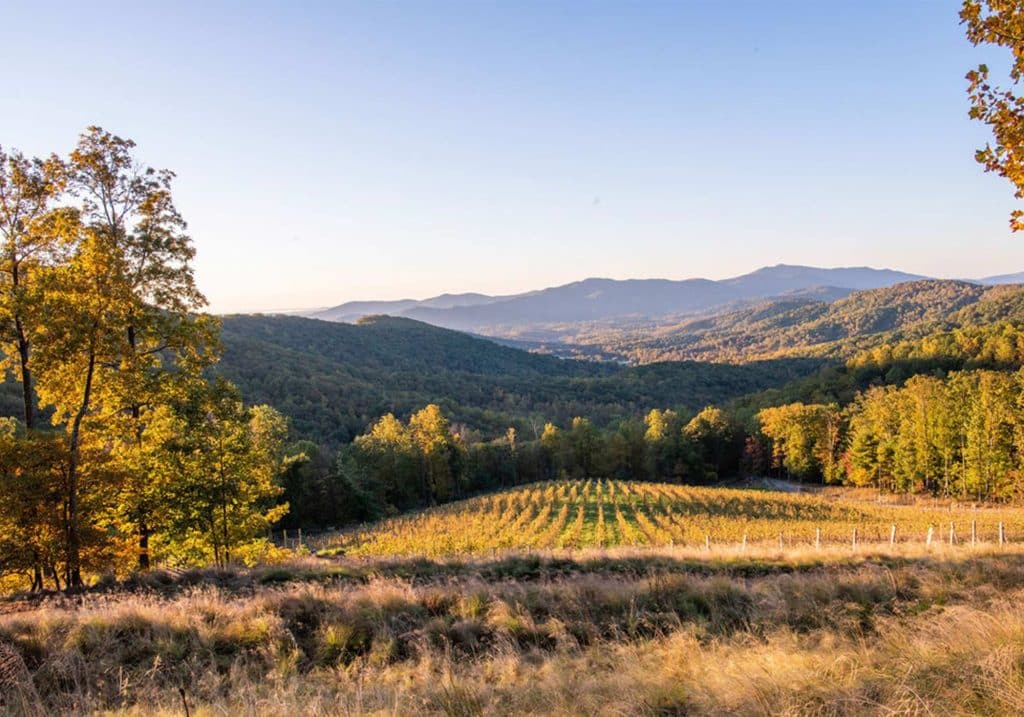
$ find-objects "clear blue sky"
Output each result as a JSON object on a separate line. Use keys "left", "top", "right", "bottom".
{"left": 1, "top": 1, "right": 1020, "bottom": 312}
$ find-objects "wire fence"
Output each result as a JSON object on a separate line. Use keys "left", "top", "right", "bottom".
{"left": 274, "top": 519, "right": 1016, "bottom": 556}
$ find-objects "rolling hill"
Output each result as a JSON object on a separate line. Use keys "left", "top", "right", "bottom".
{"left": 536, "top": 280, "right": 1024, "bottom": 364}
{"left": 979, "top": 271, "right": 1024, "bottom": 285}
{"left": 216, "top": 314, "right": 820, "bottom": 443}
{"left": 8, "top": 279, "right": 1022, "bottom": 445}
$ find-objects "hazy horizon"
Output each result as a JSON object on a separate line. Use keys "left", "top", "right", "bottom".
{"left": 238, "top": 262, "right": 1012, "bottom": 316}
{"left": 4, "top": 0, "right": 1023, "bottom": 313}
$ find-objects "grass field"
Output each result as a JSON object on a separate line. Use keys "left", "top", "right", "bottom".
{"left": 6, "top": 548, "right": 1024, "bottom": 714}
{"left": 8, "top": 481, "right": 1024, "bottom": 715}
{"left": 315, "top": 479, "right": 1024, "bottom": 557}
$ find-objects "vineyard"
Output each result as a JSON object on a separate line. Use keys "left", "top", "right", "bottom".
{"left": 316, "top": 480, "right": 1024, "bottom": 557}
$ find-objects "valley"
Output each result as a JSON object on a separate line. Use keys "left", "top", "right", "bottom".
{"left": 4, "top": 4, "right": 1024, "bottom": 713}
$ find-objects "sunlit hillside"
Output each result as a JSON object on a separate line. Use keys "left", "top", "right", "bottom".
{"left": 317, "top": 480, "right": 1024, "bottom": 557}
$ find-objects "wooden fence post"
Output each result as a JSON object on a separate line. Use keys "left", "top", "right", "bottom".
{"left": 949, "top": 522, "right": 955, "bottom": 546}
{"left": 815, "top": 527, "right": 821, "bottom": 550}
{"left": 972, "top": 520, "right": 977, "bottom": 547}
{"left": 778, "top": 532, "right": 784, "bottom": 550}
{"left": 852, "top": 527, "right": 858, "bottom": 550}
{"left": 926, "top": 525, "right": 934, "bottom": 546}
{"left": 283, "top": 529, "right": 288, "bottom": 549}
{"left": 890, "top": 524, "right": 897, "bottom": 546}
{"left": 705, "top": 534, "right": 710, "bottom": 551}
{"left": 298, "top": 528, "right": 303, "bottom": 548}
{"left": 741, "top": 534, "right": 747, "bottom": 553}
{"left": 1000, "top": 522, "right": 1006, "bottom": 546}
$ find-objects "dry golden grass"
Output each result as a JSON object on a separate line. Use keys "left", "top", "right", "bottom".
{"left": 8, "top": 481, "right": 1024, "bottom": 715}
{"left": 5, "top": 546, "right": 1024, "bottom": 715}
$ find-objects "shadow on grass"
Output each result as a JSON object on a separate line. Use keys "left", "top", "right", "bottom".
{"left": 7, "top": 544, "right": 1024, "bottom": 609}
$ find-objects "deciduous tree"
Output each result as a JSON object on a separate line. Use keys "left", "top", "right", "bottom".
{"left": 962, "top": 0, "right": 1024, "bottom": 229}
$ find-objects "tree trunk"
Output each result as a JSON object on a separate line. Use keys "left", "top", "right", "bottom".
{"left": 15, "top": 324, "right": 33, "bottom": 429}
{"left": 65, "top": 348, "right": 97, "bottom": 590}
{"left": 221, "top": 499, "right": 230, "bottom": 567}
{"left": 11, "top": 259, "right": 35, "bottom": 430}
{"left": 127, "top": 322, "right": 151, "bottom": 571}
{"left": 138, "top": 521, "right": 150, "bottom": 571}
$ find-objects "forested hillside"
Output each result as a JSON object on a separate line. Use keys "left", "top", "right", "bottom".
{"left": 731, "top": 319, "right": 1024, "bottom": 417}
{"left": 289, "top": 281, "right": 1024, "bottom": 524}
{"left": 557, "top": 280, "right": 1024, "bottom": 363}
{"left": 17, "top": 278, "right": 1018, "bottom": 451}
{"left": 217, "top": 314, "right": 821, "bottom": 443}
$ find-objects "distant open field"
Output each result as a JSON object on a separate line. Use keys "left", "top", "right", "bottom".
{"left": 315, "top": 480, "right": 1024, "bottom": 558}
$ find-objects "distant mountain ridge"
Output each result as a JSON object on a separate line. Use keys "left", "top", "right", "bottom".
{"left": 978, "top": 271, "right": 1024, "bottom": 285}
{"left": 309, "top": 265, "right": 929, "bottom": 330}
{"left": 312, "top": 292, "right": 510, "bottom": 323}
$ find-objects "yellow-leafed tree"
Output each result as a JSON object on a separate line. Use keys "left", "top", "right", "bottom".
{"left": 962, "top": 0, "right": 1024, "bottom": 229}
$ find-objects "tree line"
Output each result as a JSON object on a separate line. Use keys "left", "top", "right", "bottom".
{"left": 0, "top": 130, "right": 294, "bottom": 591}
{"left": 756, "top": 368, "right": 1024, "bottom": 501}
{"left": 318, "top": 366, "right": 1024, "bottom": 523}
{"left": 302, "top": 405, "right": 745, "bottom": 520}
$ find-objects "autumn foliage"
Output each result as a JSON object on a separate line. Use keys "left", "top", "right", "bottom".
{"left": 0, "top": 129, "right": 292, "bottom": 591}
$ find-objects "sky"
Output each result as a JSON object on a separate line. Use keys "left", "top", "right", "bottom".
{"left": 1, "top": 0, "right": 1021, "bottom": 313}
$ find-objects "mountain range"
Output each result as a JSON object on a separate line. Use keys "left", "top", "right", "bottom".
{"left": 307, "top": 265, "right": 952, "bottom": 333}
{"left": 216, "top": 277, "right": 1024, "bottom": 442}
{"left": 6, "top": 269, "right": 1024, "bottom": 445}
